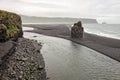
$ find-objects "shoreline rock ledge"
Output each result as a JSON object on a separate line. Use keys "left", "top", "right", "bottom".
{"left": 0, "top": 10, "right": 46, "bottom": 80}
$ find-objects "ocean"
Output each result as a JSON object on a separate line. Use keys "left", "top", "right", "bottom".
{"left": 83, "top": 24, "right": 120, "bottom": 39}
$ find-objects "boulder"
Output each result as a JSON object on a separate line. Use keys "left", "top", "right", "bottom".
{"left": 71, "top": 21, "right": 84, "bottom": 38}
{"left": 0, "top": 10, "right": 23, "bottom": 42}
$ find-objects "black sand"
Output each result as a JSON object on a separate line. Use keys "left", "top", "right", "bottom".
{"left": 23, "top": 24, "right": 120, "bottom": 62}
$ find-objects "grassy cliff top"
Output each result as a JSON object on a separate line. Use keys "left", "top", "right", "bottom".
{"left": 0, "top": 10, "right": 23, "bottom": 41}
{"left": 0, "top": 10, "right": 20, "bottom": 17}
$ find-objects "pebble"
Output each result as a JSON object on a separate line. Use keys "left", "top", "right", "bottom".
{"left": 0, "top": 38, "right": 46, "bottom": 80}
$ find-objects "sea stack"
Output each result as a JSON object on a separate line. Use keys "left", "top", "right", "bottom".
{"left": 71, "top": 21, "right": 84, "bottom": 38}
{"left": 0, "top": 10, "right": 23, "bottom": 42}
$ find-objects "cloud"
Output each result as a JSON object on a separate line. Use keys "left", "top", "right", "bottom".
{"left": 0, "top": 0, "right": 120, "bottom": 23}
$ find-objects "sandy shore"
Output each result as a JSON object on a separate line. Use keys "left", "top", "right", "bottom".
{"left": 23, "top": 24, "right": 120, "bottom": 62}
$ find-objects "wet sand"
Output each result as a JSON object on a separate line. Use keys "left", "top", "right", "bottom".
{"left": 23, "top": 24, "right": 120, "bottom": 62}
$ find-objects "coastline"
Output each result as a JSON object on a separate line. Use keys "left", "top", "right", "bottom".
{"left": 0, "top": 38, "right": 46, "bottom": 80}
{"left": 23, "top": 24, "right": 120, "bottom": 62}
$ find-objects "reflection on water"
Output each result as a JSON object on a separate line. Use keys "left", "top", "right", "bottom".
{"left": 24, "top": 32, "right": 120, "bottom": 80}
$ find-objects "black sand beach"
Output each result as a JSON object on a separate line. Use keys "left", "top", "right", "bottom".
{"left": 23, "top": 24, "right": 120, "bottom": 62}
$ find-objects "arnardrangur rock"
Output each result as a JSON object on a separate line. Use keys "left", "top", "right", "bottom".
{"left": 71, "top": 21, "right": 84, "bottom": 38}
{"left": 0, "top": 10, "right": 23, "bottom": 41}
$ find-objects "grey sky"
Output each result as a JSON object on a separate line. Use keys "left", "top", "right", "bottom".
{"left": 0, "top": 0, "right": 120, "bottom": 23}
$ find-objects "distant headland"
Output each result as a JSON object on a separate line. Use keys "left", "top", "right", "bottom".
{"left": 21, "top": 15, "right": 98, "bottom": 24}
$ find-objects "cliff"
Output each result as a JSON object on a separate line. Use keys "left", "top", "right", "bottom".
{"left": 0, "top": 10, "right": 46, "bottom": 80}
{"left": 0, "top": 10, "right": 23, "bottom": 41}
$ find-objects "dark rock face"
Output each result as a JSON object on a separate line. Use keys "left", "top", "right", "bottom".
{"left": 0, "top": 24, "right": 7, "bottom": 41}
{"left": 0, "top": 41, "right": 16, "bottom": 65}
{"left": 71, "top": 21, "right": 84, "bottom": 38}
{"left": 0, "top": 38, "right": 46, "bottom": 80}
{"left": 0, "top": 10, "right": 23, "bottom": 42}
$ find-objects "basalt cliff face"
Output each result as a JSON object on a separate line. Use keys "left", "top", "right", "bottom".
{"left": 0, "top": 10, "right": 23, "bottom": 42}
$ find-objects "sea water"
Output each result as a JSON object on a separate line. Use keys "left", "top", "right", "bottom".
{"left": 83, "top": 24, "right": 120, "bottom": 39}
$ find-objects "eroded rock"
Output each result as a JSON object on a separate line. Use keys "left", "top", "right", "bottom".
{"left": 71, "top": 21, "right": 84, "bottom": 38}
{"left": 0, "top": 24, "right": 7, "bottom": 41}
{"left": 0, "top": 38, "right": 46, "bottom": 80}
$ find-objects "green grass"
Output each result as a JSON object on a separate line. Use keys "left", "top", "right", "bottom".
{"left": 7, "top": 26, "right": 19, "bottom": 38}
{"left": 0, "top": 10, "right": 22, "bottom": 39}
{"left": 0, "top": 24, "right": 7, "bottom": 29}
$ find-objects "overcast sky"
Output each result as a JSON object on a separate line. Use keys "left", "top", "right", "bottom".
{"left": 0, "top": 0, "right": 120, "bottom": 23}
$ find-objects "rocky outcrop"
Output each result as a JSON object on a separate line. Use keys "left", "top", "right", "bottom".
{"left": 0, "top": 41, "right": 16, "bottom": 65}
{"left": 0, "top": 10, "right": 46, "bottom": 80}
{"left": 0, "top": 10, "right": 23, "bottom": 42}
{"left": 0, "top": 38, "right": 46, "bottom": 80}
{"left": 0, "top": 24, "right": 7, "bottom": 41}
{"left": 71, "top": 21, "right": 84, "bottom": 38}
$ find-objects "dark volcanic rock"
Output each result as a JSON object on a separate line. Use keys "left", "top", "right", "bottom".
{"left": 0, "top": 10, "right": 46, "bottom": 80}
{"left": 0, "top": 38, "right": 46, "bottom": 80}
{"left": 0, "top": 10, "right": 23, "bottom": 42}
{"left": 0, "top": 24, "right": 7, "bottom": 41}
{"left": 0, "top": 41, "right": 16, "bottom": 65}
{"left": 71, "top": 21, "right": 84, "bottom": 38}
